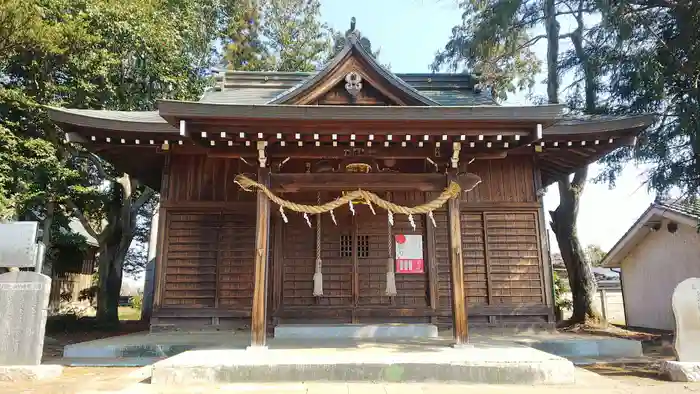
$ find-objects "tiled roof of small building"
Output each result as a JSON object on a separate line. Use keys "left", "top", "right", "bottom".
{"left": 656, "top": 198, "right": 700, "bottom": 219}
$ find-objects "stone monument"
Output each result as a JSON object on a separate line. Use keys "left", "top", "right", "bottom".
{"left": 661, "top": 278, "right": 700, "bottom": 381}
{"left": 0, "top": 222, "right": 62, "bottom": 381}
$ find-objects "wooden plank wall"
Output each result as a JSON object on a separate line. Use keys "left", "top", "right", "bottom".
{"left": 433, "top": 156, "right": 550, "bottom": 326}
{"left": 153, "top": 154, "right": 552, "bottom": 330}
{"left": 153, "top": 155, "right": 258, "bottom": 330}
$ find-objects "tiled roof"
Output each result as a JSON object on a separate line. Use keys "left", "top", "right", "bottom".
{"left": 657, "top": 198, "right": 700, "bottom": 219}
{"left": 199, "top": 70, "right": 497, "bottom": 106}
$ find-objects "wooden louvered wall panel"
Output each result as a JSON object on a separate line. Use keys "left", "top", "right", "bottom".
{"left": 217, "top": 213, "right": 255, "bottom": 309}
{"left": 434, "top": 210, "right": 488, "bottom": 307}
{"left": 281, "top": 214, "right": 321, "bottom": 307}
{"left": 163, "top": 212, "right": 219, "bottom": 307}
{"left": 462, "top": 212, "right": 489, "bottom": 305}
{"left": 484, "top": 212, "right": 544, "bottom": 305}
{"left": 434, "top": 210, "right": 544, "bottom": 309}
{"left": 162, "top": 210, "right": 256, "bottom": 310}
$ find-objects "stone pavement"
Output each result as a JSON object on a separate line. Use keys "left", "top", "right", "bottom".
{"left": 2, "top": 367, "right": 700, "bottom": 394}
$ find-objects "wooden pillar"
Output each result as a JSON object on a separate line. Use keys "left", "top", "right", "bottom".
{"left": 447, "top": 172, "right": 468, "bottom": 345}
{"left": 250, "top": 167, "right": 271, "bottom": 348}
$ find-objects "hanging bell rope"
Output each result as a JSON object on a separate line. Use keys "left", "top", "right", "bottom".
{"left": 386, "top": 191, "right": 397, "bottom": 296}
{"left": 234, "top": 174, "right": 463, "bottom": 217}
{"left": 313, "top": 192, "right": 323, "bottom": 296}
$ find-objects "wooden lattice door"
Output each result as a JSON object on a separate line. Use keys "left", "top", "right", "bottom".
{"left": 354, "top": 204, "right": 392, "bottom": 308}
{"left": 318, "top": 210, "right": 354, "bottom": 308}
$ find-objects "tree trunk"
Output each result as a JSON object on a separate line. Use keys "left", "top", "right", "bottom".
{"left": 553, "top": 4, "right": 602, "bottom": 325}
{"left": 549, "top": 169, "right": 599, "bottom": 323}
{"left": 544, "top": 0, "right": 560, "bottom": 105}
{"left": 95, "top": 223, "right": 132, "bottom": 325}
{"left": 41, "top": 201, "right": 54, "bottom": 276}
{"left": 544, "top": 0, "right": 601, "bottom": 325}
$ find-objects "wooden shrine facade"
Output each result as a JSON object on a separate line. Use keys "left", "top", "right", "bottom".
{"left": 48, "top": 30, "right": 654, "bottom": 346}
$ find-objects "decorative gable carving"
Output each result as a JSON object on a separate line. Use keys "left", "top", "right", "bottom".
{"left": 268, "top": 18, "right": 436, "bottom": 107}
{"left": 344, "top": 72, "right": 363, "bottom": 98}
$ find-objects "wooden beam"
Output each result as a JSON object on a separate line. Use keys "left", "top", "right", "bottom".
{"left": 250, "top": 168, "right": 271, "bottom": 348}
{"left": 204, "top": 145, "right": 511, "bottom": 160}
{"left": 270, "top": 173, "right": 447, "bottom": 192}
{"left": 447, "top": 171, "right": 468, "bottom": 346}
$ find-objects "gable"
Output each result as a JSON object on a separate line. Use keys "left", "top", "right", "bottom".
{"left": 603, "top": 204, "right": 700, "bottom": 268}
{"left": 269, "top": 35, "right": 438, "bottom": 106}
{"left": 315, "top": 79, "right": 395, "bottom": 105}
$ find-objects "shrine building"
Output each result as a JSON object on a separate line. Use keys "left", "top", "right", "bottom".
{"left": 48, "top": 30, "right": 653, "bottom": 347}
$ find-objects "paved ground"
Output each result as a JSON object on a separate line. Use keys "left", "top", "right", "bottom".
{"left": 1, "top": 366, "right": 700, "bottom": 394}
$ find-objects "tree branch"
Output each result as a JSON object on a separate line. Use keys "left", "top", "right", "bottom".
{"left": 72, "top": 151, "right": 108, "bottom": 179}
{"left": 572, "top": 167, "right": 588, "bottom": 190}
{"left": 65, "top": 199, "right": 101, "bottom": 241}
{"left": 131, "top": 188, "right": 155, "bottom": 217}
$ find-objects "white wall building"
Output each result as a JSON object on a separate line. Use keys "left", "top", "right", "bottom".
{"left": 602, "top": 200, "right": 700, "bottom": 331}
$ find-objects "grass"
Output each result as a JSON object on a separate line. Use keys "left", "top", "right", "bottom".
{"left": 118, "top": 306, "right": 142, "bottom": 321}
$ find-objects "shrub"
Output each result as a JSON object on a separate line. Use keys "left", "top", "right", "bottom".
{"left": 130, "top": 294, "right": 143, "bottom": 311}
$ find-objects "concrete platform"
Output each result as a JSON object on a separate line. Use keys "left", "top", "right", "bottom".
{"left": 0, "top": 365, "right": 63, "bottom": 382}
{"left": 150, "top": 343, "right": 576, "bottom": 385}
{"left": 63, "top": 332, "right": 227, "bottom": 359}
{"left": 62, "top": 330, "right": 644, "bottom": 366}
{"left": 515, "top": 337, "right": 643, "bottom": 358}
{"left": 274, "top": 323, "right": 438, "bottom": 339}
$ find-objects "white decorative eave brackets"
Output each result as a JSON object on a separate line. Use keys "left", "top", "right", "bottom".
{"left": 451, "top": 142, "right": 462, "bottom": 169}
{"left": 65, "top": 132, "right": 86, "bottom": 143}
{"left": 257, "top": 140, "right": 267, "bottom": 168}
{"left": 179, "top": 120, "right": 188, "bottom": 137}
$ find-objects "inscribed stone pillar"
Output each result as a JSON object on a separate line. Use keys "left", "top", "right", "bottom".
{"left": 0, "top": 222, "right": 39, "bottom": 268}
{"left": 672, "top": 278, "right": 700, "bottom": 362}
{"left": 0, "top": 271, "right": 51, "bottom": 365}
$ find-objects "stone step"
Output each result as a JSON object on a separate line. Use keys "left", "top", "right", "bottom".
{"left": 273, "top": 323, "right": 438, "bottom": 339}
{"left": 150, "top": 344, "right": 576, "bottom": 385}
{"left": 568, "top": 356, "right": 656, "bottom": 365}
{"left": 56, "top": 357, "right": 164, "bottom": 367}
{"left": 515, "top": 337, "right": 643, "bottom": 358}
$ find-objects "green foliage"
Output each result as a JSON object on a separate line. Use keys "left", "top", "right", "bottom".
{"left": 78, "top": 285, "right": 98, "bottom": 305}
{"left": 591, "top": 1, "right": 700, "bottom": 198}
{"left": 259, "top": 0, "right": 330, "bottom": 72}
{"left": 0, "top": 0, "right": 333, "bottom": 322}
{"left": 553, "top": 271, "right": 572, "bottom": 311}
{"left": 222, "top": 1, "right": 268, "bottom": 70}
{"left": 130, "top": 294, "right": 143, "bottom": 311}
{"left": 1, "top": 0, "right": 227, "bottom": 323}
{"left": 584, "top": 244, "right": 606, "bottom": 267}
{"left": 432, "top": 0, "right": 543, "bottom": 101}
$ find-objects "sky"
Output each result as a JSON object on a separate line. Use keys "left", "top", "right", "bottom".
{"left": 320, "top": 0, "right": 657, "bottom": 253}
